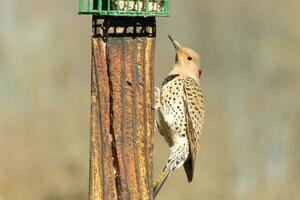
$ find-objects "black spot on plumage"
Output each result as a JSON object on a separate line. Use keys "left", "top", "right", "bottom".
{"left": 162, "top": 74, "right": 180, "bottom": 86}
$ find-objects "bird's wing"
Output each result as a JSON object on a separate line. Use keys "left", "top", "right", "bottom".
{"left": 157, "top": 108, "right": 174, "bottom": 147}
{"left": 183, "top": 77, "right": 204, "bottom": 182}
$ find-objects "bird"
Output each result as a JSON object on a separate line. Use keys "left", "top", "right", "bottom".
{"left": 153, "top": 35, "right": 205, "bottom": 198}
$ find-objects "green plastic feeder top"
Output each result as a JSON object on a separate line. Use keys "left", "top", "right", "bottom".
{"left": 79, "top": 0, "right": 169, "bottom": 17}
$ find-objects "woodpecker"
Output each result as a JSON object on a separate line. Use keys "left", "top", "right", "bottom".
{"left": 153, "top": 35, "right": 205, "bottom": 198}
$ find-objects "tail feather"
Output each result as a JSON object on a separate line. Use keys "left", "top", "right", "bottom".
{"left": 183, "top": 156, "right": 194, "bottom": 182}
{"left": 152, "top": 169, "right": 172, "bottom": 199}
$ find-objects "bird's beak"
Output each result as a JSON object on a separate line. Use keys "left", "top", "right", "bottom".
{"left": 168, "top": 34, "right": 181, "bottom": 53}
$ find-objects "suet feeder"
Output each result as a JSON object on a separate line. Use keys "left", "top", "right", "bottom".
{"left": 79, "top": 0, "right": 169, "bottom": 17}
{"left": 79, "top": 1, "right": 169, "bottom": 199}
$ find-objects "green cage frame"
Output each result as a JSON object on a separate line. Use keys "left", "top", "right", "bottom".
{"left": 79, "top": 0, "right": 169, "bottom": 17}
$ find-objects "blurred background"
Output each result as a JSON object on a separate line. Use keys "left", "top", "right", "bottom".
{"left": 1, "top": 0, "right": 300, "bottom": 199}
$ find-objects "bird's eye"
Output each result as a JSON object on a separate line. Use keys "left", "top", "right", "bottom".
{"left": 187, "top": 56, "right": 192, "bottom": 61}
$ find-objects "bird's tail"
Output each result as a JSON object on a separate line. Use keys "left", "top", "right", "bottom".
{"left": 152, "top": 167, "right": 172, "bottom": 199}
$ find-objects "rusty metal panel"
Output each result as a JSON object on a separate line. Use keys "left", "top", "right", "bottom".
{"left": 90, "top": 17, "right": 155, "bottom": 200}
{"left": 90, "top": 38, "right": 118, "bottom": 200}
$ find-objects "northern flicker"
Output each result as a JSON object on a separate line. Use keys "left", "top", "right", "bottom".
{"left": 153, "top": 35, "right": 205, "bottom": 198}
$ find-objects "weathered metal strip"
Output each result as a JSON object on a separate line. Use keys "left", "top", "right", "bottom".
{"left": 90, "top": 17, "right": 156, "bottom": 200}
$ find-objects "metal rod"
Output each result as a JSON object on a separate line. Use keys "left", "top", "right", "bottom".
{"left": 117, "top": 0, "right": 119, "bottom": 12}
{"left": 108, "top": 0, "right": 110, "bottom": 11}
{"left": 87, "top": 0, "right": 91, "bottom": 11}
{"left": 137, "top": 0, "right": 140, "bottom": 11}
{"left": 146, "top": 0, "right": 149, "bottom": 12}
{"left": 79, "top": 0, "right": 84, "bottom": 12}
{"left": 98, "top": 0, "right": 102, "bottom": 11}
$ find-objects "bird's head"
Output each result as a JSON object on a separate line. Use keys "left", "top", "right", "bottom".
{"left": 168, "top": 35, "right": 202, "bottom": 80}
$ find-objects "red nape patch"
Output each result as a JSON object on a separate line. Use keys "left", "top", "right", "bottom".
{"left": 198, "top": 69, "right": 202, "bottom": 77}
